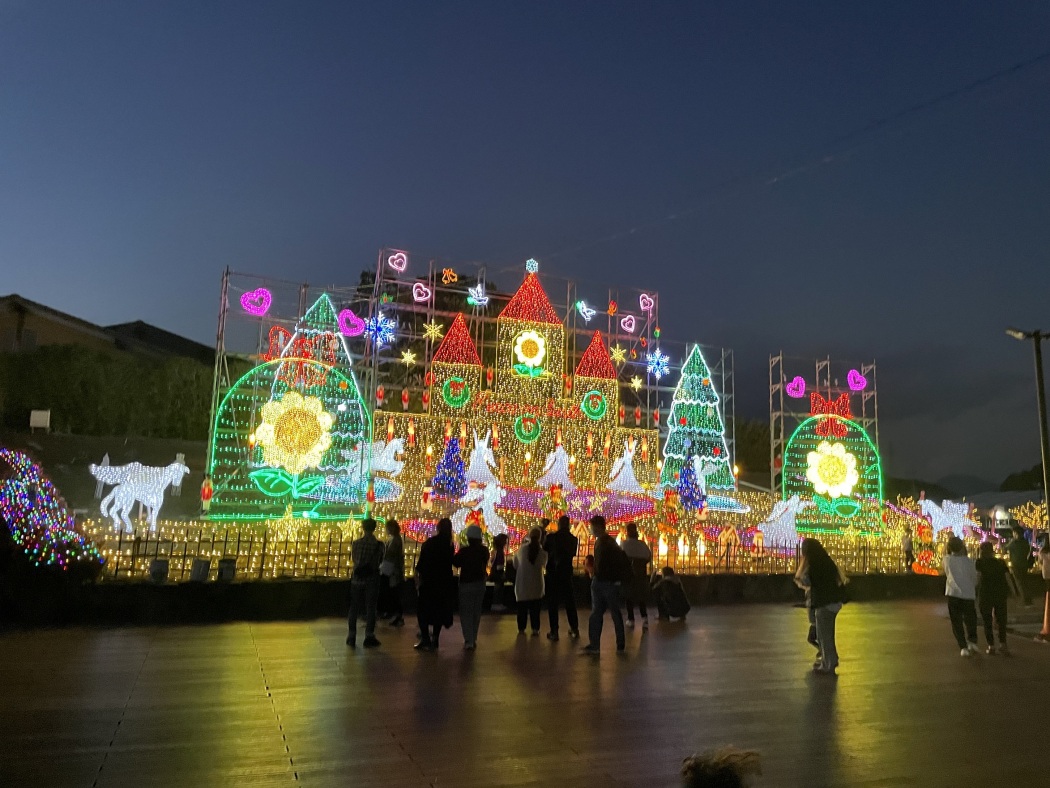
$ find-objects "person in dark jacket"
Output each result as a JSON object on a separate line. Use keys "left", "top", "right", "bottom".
{"left": 581, "top": 516, "right": 627, "bottom": 655}
{"left": 621, "top": 522, "right": 653, "bottom": 630}
{"left": 544, "top": 515, "right": 580, "bottom": 641}
{"left": 798, "top": 538, "right": 847, "bottom": 675}
{"left": 652, "top": 566, "right": 691, "bottom": 620}
{"left": 379, "top": 519, "right": 406, "bottom": 627}
{"left": 414, "top": 518, "right": 456, "bottom": 652}
{"left": 347, "top": 518, "right": 385, "bottom": 649}
{"left": 452, "top": 525, "right": 490, "bottom": 650}
{"left": 975, "top": 540, "right": 1011, "bottom": 655}
{"left": 489, "top": 533, "right": 509, "bottom": 611}
{"left": 1007, "top": 526, "right": 1034, "bottom": 607}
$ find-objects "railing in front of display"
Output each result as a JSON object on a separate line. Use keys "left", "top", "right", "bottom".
{"left": 81, "top": 520, "right": 911, "bottom": 582}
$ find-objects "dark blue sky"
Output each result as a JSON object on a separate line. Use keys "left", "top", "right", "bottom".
{"left": 3, "top": 1, "right": 1050, "bottom": 485}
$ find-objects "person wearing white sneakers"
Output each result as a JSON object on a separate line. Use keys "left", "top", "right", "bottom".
{"left": 943, "top": 536, "right": 980, "bottom": 657}
{"left": 621, "top": 522, "right": 653, "bottom": 631}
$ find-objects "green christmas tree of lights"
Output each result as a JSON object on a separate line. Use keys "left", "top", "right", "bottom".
{"left": 659, "top": 344, "right": 735, "bottom": 491}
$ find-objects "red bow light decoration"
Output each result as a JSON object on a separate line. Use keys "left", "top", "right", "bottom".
{"left": 810, "top": 393, "right": 851, "bottom": 438}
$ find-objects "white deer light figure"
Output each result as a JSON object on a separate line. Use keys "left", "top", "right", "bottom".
{"left": 690, "top": 456, "right": 723, "bottom": 497}
{"left": 90, "top": 461, "right": 190, "bottom": 532}
{"left": 608, "top": 440, "right": 644, "bottom": 494}
{"left": 919, "top": 498, "right": 971, "bottom": 539}
{"left": 369, "top": 439, "right": 405, "bottom": 477}
{"left": 465, "top": 430, "right": 499, "bottom": 486}
{"left": 759, "top": 495, "right": 815, "bottom": 546}
{"left": 452, "top": 482, "right": 508, "bottom": 536}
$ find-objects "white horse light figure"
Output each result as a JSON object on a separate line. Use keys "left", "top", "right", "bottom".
{"left": 90, "top": 461, "right": 190, "bottom": 532}
{"left": 452, "top": 482, "right": 508, "bottom": 536}
{"left": 536, "top": 445, "right": 576, "bottom": 493}
{"left": 759, "top": 495, "right": 815, "bottom": 546}
{"left": 920, "top": 498, "right": 971, "bottom": 539}
{"left": 465, "top": 430, "right": 499, "bottom": 486}
{"left": 369, "top": 439, "right": 405, "bottom": 477}
{"left": 608, "top": 440, "right": 644, "bottom": 494}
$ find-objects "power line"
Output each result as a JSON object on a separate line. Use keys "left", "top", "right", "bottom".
{"left": 539, "top": 47, "right": 1050, "bottom": 262}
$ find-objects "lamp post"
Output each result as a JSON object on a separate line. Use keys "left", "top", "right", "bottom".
{"left": 1006, "top": 328, "right": 1050, "bottom": 546}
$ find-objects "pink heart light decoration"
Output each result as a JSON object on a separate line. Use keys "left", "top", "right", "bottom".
{"left": 620, "top": 314, "right": 637, "bottom": 333}
{"left": 240, "top": 288, "right": 272, "bottom": 317}
{"left": 338, "top": 309, "right": 366, "bottom": 337}
{"left": 847, "top": 369, "right": 867, "bottom": 391}
{"left": 412, "top": 282, "right": 432, "bottom": 303}
{"left": 638, "top": 293, "right": 655, "bottom": 313}
{"left": 785, "top": 376, "right": 806, "bottom": 398}
{"left": 387, "top": 252, "right": 408, "bottom": 272}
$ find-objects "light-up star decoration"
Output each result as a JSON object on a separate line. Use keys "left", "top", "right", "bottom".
{"left": 589, "top": 493, "right": 607, "bottom": 513}
{"left": 525, "top": 258, "right": 539, "bottom": 273}
{"left": 364, "top": 311, "right": 397, "bottom": 348}
{"left": 610, "top": 344, "right": 627, "bottom": 364}
{"left": 630, "top": 376, "right": 643, "bottom": 391}
{"left": 467, "top": 284, "right": 490, "bottom": 307}
{"left": 400, "top": 350, "right": 417, "bottom": 367}
{"left": 646, "top": 348, "right": 670, "bottom": 380}
{"left": 576, "top": 301, "right": 596, "bottom": 322}
{"left": 423, "top": 321, "right": 444, "bottom": 342}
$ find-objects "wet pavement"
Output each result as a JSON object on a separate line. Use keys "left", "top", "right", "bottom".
{"left": 1, "top": 600, "right": 1047, "bottom": 787}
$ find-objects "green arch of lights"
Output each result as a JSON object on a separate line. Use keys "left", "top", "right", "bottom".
{"left": 781, "top": 414, "right": 883, "bottom": 529}
{"left": 207, "top": 357, "right": 373, "bottom": 520}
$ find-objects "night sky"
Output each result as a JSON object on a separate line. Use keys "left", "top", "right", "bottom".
{"left": 3, "top": 2, "right": 1050, "bottom": 486}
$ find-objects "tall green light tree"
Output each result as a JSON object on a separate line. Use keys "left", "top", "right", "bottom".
{"left": 659, "top": 345, "right": 735, "bottom": 491}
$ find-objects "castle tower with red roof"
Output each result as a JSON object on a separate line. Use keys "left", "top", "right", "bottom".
{"left": 431, "top": 313, "right": 482, "bottom": 416}
{"left": 573, "top": 330, "right": 617, "bottom": 426}
{"left": 496, "top": 272, "right": 565, "bottom": 401}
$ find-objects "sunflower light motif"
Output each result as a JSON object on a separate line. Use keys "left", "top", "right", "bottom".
{"left": 805, "top": 441, "right": 859, "bottom": 500}
{"left": 255, "top": 391, "right": 334, "bottom": 475}
{"left": 513, "top": 330, "right": 547, "bottom": 377}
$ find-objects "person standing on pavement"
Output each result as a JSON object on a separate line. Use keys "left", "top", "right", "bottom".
{"left": 902, "top": 526, "right": 915, "bottom": 572}
{"left": 414, "top": 518, "right": 456, "bottom": 652}
{"left": 1007, "top": 526, "right": 1034, "bottom": 607}
{"left": 489, "top": 533, "right": 509, "bottom": 612}
{"left": 975, "top": 540, "right": 1010, "bottom": 655}
{"left": 452, "top": 525, "right": 489, "bottom": 651}
{"left": 347, "top": 518, "right": 385, "bottom": 649}
{"left": 943, "top": 535, "right": 980, "bottom": 657}
{"left": 544, "top": 515, "right": 580, "bottom": 641}
{"left": 621, "top": 522, "right": 653, "bottom": 630}
{"left": 513, "top": 526, "right": 548, "bottom": 635}
{"left": 581, "top": 516, "right": 627, "bottom": 656}
{"left": 799, "top": 538, "right": 848, "bottom": 675}
{"left": 379, "top": 519, "right": 405, "bottom": 627}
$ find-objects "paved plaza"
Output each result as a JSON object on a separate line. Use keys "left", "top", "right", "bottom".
{"left": 1, "top": 600, "right": 1047, "bottom": 787}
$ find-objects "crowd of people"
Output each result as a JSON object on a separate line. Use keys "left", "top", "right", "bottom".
{"left": 938, "top": 525, "right": 1050, "bottom": 656}
{"left": 348, "top": 514, "right": 1050, "bottom": 675}
{"left": 345, "top": 514, "right": 691, "bottom": 654}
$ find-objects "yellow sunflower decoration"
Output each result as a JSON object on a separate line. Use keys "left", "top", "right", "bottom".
{"left": 255, "top": 391, "right": 334, "bottom": 474}
{"left": 805, "top": 441, "right": 859, "bottom": 499}
{"left": 513, "top": 330, "right": 546, "bottom": 376}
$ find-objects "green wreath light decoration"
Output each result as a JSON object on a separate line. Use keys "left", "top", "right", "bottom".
{"left": 514, "top": 415, "right": 542, "bottom": 443}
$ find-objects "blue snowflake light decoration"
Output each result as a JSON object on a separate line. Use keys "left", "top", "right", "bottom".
{"left": 646, "top": 348, "right": 670, "bottom": 380}
{"left": 365, "top": 311, "right": 397, "bottom": 348}
{"left": 525, "top": 258, "right": 539, "bottom": 274}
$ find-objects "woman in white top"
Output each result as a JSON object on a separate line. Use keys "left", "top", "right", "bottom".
{"left": 943, "top": 536, "right": 979, "bottom": 657}
{"left": 513, "top": 526, "right": 548, "bottom": 635}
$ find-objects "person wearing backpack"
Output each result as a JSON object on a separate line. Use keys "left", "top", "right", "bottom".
{"left": 581, "top": 516, "right": 627, "bottom": 656}
{"left": 347, "top": 518, "right": 385, "bottom": 649}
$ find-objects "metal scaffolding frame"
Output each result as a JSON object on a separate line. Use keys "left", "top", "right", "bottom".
{"left": 206, "top": 251, "right": 737, "bottom": 477}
